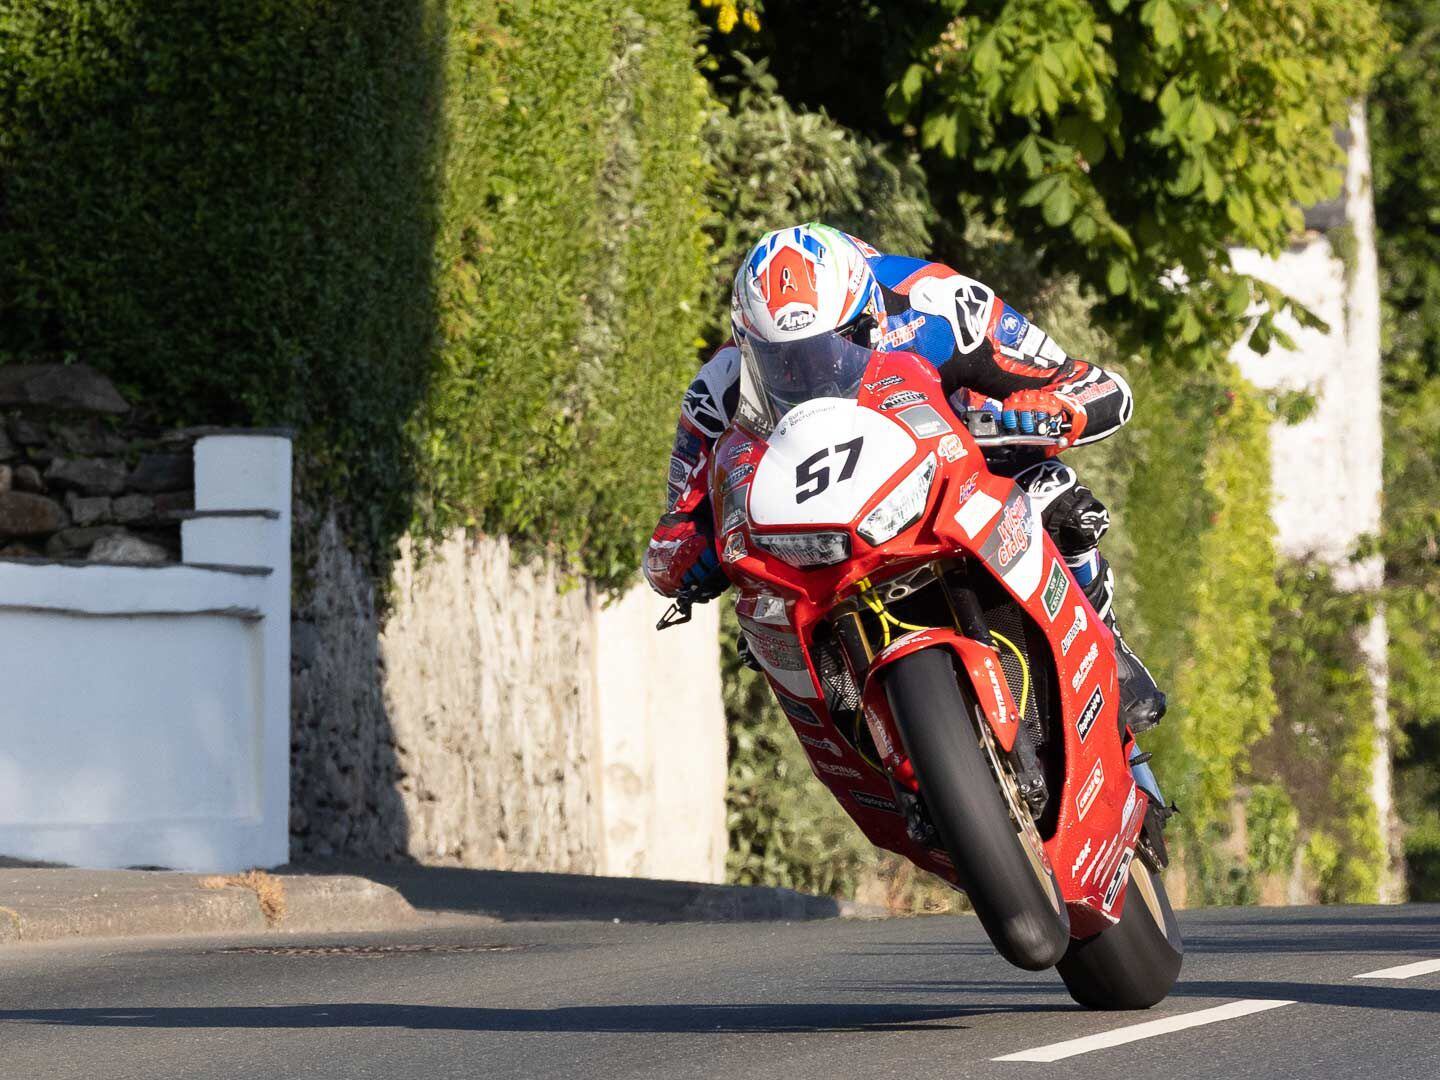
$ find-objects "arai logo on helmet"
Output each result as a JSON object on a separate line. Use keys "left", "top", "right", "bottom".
{"left": 776, "top": 307, "right": 817, "bottom": 332}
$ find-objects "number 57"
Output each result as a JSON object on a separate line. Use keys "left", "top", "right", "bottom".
{"left": 795, "top": 437, "right": 863, "bottom": 504}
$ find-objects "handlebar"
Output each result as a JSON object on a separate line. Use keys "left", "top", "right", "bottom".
{"left": 968, "top": 433, "right": 1067, "bottom": 448}
{"left": 961, "top": 410, "right": 1068, "bottom": 449}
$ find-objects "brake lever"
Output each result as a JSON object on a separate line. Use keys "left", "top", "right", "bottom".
{"left": 656, "top": 597, "right": 694, "bottom": 631}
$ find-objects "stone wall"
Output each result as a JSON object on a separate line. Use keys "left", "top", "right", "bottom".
{"left": 290, "top": 511, "right": 728, "bottom": 883}
{"left": 0, "top": 364, "right": 196, "bottom": 564}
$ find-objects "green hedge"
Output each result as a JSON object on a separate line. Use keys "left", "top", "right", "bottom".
{"left": 0, "top": 0, "right": 710, "bottom": 585}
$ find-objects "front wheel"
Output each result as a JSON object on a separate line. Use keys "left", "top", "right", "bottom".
{"left": 1056, "top": 853, "right": 1184, "bottom": 1009}
{"left": 884, "top": 648, "right": 1070, "bottom": 970}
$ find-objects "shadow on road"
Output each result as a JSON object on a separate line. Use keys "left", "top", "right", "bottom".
{"left": 0, "top": 1000, "right": 1061, "bottom": 1034}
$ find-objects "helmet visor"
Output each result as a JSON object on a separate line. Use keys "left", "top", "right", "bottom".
{"left": 737, "top": 324, "right": 876, "bottom": 433}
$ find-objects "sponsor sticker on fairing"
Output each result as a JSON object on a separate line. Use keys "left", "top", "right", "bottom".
{"left": 723, "top": 462, "right": 755, "bottom": 491}
{"left": 863, "top": 705, "right": 897, "bottom": 759}
{"left": 1076, "top": 758, "right": 1104, "bottom": 821}
{"left": 1061, "top": 604, "right": 1087, "bottom": 656}
{"left": 849, "top": 789, "right": 901, "bottom": 815}
{"left": 936, "top": 434, "right": 966, "bottom": 462}
{"left": 1121, "top": 781, "right": 1140, "bottom": 829}
{"left": 1076, "top": 685, "right": 1104, "bottom": 742}
{"left": 798, "top": 733, "right": 843, "bottom": 757}
{"left": 722, "top": 531, "right": 747, "bottom": 564}
{"left": 721, "top": 482, "right": 750, "bottom": 534}
{"left": 1104, "top": 850, "right": 1134, "bottom": 909}
{"left": 1042, "top": 560, "right": 1068, "bottom": 620}
{"left": 982, "top": 656, "right": 1010, "bottom": 725}
{"left": 1070, "top": 838, "right": 1093, "bottom": 878}
{"left": 880, "top": 390, "right": 926, "bottom": 411}
{"left": 775, "top": 692, "right": 822, "bottom": 728}
{"left": 816, "top": 761, "right": 863, "bottom": 781}
{"left": 895, "top": 404, "right": 952, "bottom": 438}
{"left": 864, "top": 375, "right": 904, "bottom": 393}
{"left": 1071, "top": 641, "right": 1098, "bottom": 692}
{"left": 996, "top": 497, "right": 1031, "bottom": 568}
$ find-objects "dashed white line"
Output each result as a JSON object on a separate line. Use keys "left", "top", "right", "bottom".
{"left": 992, "top": 999, "right": 1296, "bottom": 1063}
{"left": 1353, "top": 957, "right": 1440, "bottom": 980}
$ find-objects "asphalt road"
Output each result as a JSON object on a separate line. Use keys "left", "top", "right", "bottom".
{"left": 2, "top": 904, "right": 1437, "bottom": 1080}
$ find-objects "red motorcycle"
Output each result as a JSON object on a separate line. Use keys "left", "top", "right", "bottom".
{"left": 661, "top": 343, "right": 1182, "bottom": 1009}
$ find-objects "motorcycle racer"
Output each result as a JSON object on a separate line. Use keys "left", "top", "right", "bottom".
{"left": 643, "top": 223, "right": 1166, "bottom": 737}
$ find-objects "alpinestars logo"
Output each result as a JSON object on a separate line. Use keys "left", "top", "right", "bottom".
{"left": 682, "top": 384, "right": 726, "bottom": 437}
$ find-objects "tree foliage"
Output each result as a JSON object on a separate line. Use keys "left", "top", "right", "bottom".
{"left": 0, "top": 0, "right": 711, "bottom": 587}
{"left": 756, "top": 0, "right": 1386, "bottom": 367}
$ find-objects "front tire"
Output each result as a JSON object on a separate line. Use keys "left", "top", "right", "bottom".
{"left": 1057, "top": 854, "right": 1184, "bottom": 1009}
{"left": 884, "top": 648, "right": 1069, "bottom": 970}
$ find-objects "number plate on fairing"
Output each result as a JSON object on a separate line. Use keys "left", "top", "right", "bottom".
{"left": 748, "top": 398, "right": 916, "bottom": 527}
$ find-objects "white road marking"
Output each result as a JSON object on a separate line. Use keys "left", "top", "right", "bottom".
{"left": 992, "top": 999, "right": 1296, "bottom": 1063}
{"left": 1353, "top": 958, "right": 1440, "bottom": 980}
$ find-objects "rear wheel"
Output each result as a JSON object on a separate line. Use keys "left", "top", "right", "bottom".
{"left": 884, "top": 648, "right": 1069, "bottom": 970}
{"left": 1057, "top": 854, "right": 1184, "bottom": 1009}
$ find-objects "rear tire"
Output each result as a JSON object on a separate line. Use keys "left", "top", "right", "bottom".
{"left": 1057, "top": 854, "right": 1183, "bottom": 1009}
{"left": 884, "top": 648, "right": 1069, "bottom": 971}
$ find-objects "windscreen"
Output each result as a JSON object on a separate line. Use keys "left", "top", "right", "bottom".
{"left": 737, "top": 329, "right": 875, "bottom": 433}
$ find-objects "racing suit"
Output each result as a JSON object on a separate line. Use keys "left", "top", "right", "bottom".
{"left": 646, "top": 246, "right": 1166, "bottom": 735}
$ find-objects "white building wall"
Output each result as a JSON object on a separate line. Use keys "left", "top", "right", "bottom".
{"left": 1230, "top": 103, "right": 1399, "bottom": 900}
{"left": 0, "top": 435, "right": 292, "bottom": 872}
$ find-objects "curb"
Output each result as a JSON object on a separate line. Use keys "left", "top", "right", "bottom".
{"left": 0, "top": 868, "right": 416, "bottom": 946}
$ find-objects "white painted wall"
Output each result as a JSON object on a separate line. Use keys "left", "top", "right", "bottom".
{"left": 594, "top": 587, "right": 727, "bottom": 883}
{"left": 0, "top": 435, "right": 292, "bottom": 872}
{"left": 1230, "top": 103, "right": 1398, "bottom": 900}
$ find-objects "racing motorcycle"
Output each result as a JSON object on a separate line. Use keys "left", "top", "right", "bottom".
{"left": 659, "top": 340, "right": 1182, "bottom": 1010}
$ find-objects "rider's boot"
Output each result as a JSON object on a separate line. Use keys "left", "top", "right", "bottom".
{"left": 1075, "top": 552, "right": 1167, "bottom": 735}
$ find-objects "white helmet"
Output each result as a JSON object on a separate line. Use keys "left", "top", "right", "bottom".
{"left": 731, "top": 224, "right": 887, "bottom": 424}
{"left": 731, "top": 223, "right": 884, "bottom": 345}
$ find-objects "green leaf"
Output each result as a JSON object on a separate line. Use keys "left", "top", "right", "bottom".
{"left": 1225, "top": 277, "right": 1252, "bottom": 316}
{"left": 1143, "top": 0, "right": 1181, "bottom": 49}
{"left": 1042, "top": 179, "right": 1078, "bottom": 226}
{"left": 1106, "top": 259, "right": 1130, "bottom": 295}
{"left": 1056, "top": 115, "right": 1107, "bottom": 165}
{"left": 922, "top": 111, "right": 959, "bottom": 157}
{"left": 1019, "top": 174, "right": 1063, "bottom": 208}
{"left": 900, "top": 63, "right": 925, "bottom": 104}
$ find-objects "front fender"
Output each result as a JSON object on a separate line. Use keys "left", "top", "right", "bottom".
{"left": 861, "top": 628, "right": 1020, "bottom": 755}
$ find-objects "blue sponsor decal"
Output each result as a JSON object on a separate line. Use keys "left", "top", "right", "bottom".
{"left": 775, "top": 692, "right": 822, "bottom": 728}
{"left": 994, "top": 304, "right": 1029, "bottom": 348}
